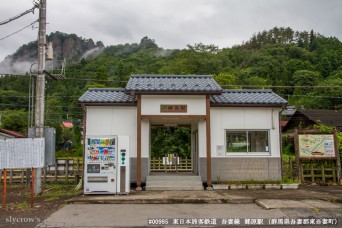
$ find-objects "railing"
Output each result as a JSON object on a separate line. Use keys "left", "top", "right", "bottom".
{"left": 282, "top": 157, "right": 296, "bottom": 180}
{"left": 282, "top": 157, "right": 338, "bottom": 183}
{"left": 150, "top": 157, "right": 192, "bottom": 172}
{"left": 0, "top": 158, "right": 83, "bottom": 184}
{"left": 300, "top": 160, "right": 337, "bottom": 183}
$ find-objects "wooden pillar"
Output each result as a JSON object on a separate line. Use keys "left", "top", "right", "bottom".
{"left": 205, "top": 95, "right": 212, "bottom": 187}
{"left": 136, "top": 95, "right": 142, "bottom": 189}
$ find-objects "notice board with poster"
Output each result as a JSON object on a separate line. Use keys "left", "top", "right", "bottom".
{"left": 295, "top": 131, "right": 341, "bottom": 184}
{"left": 0, "top": 138, "right": 45, "bottom": 169}
{"left": 298, "top": 134, "right": 336, "bottom": 158}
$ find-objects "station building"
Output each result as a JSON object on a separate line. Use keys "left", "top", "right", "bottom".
{"left": 79, "top": 74, "right": 287, "bottom": 189}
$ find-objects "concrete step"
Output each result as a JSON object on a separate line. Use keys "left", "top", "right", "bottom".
{"left": 145, "top": 175, "right": 204, "bottom": 191}
{"left": 145, "top": 186, "right": 204, "bottom": 191}
{"left": 146, "top": 175, "right": 202, "bottom": 181}
{"left": 146, "top": 180, "right": 203, "bottom": 187}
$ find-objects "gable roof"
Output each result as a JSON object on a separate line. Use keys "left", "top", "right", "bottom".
{"left": 297, "top": 110, "right": 342, "bottom": 127}
{"left": 125, "top": 74, "right": 222, "bottom": 95}
{"left": 79, "top": 88, "right": 288, "bottom": 107}
{"left": 210, "top": 90, "right": 287, "bottom": 107}
{"left": 0, "top": 129, "right": 26, "bottom": 138}
{"left": 78, "top": 88, "right": 134, "bottom": 104}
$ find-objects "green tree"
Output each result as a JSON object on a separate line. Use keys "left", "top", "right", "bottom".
{"left": 151, "top": 127, "right": 191, "bottom": 158}
{"left": 292, "top": 70, "right": 320, "bottom": 95}
{"left": 95, "top": 65, "right": 109, "bottom": 86}
{"left": 213, "top": 73, "right": 236, "bottom": 88}
{"left": 0, "top": 109, "right": 27, "bottom": 133}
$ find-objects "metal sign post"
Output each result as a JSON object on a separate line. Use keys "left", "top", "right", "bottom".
{"left": 2, "top": 169, "right": 6, "bottom": 208}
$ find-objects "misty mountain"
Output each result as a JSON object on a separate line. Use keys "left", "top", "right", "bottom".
{"left": 0, "top": 31, "right": 104, "bottom": 74}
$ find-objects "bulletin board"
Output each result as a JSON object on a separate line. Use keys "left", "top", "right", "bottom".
{"left": 0, "top": 138, "right": 45, "bottom": 169}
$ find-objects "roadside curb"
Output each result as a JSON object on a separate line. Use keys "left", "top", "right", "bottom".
{"left": 66, "top": 197, "right": 255, "bottom": 204}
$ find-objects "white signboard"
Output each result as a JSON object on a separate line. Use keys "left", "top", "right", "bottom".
{"left": 0, "top": 138, "right": 45, "bottom": 169}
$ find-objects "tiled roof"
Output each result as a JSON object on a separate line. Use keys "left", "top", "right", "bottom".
{"left": 125, "top": 74, "right": 222, "bottom": 94}
{"left": 298, "top": 110, "right": 342, "bottom": 127}
{"left": 78, "top": 88, "right": 133, "bottom": 104}
{"left": 79, "top": 88, "right": 288, "bottom": 107}
{"left": 0, "top": 129, "right": 26, "bottom": 138}
{"left": 210, "top": 90, "right": 287, "bottom": 107}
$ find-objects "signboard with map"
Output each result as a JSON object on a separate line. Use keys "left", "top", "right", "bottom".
{"left": 298, "top": 134, "right": 336, "bottom": 159}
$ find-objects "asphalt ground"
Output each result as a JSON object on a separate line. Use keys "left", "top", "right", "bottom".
{"left": 35, "top": 185, "right": 342, "bottom": 227}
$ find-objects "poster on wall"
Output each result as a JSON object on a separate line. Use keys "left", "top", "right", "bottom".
{"left": 86, "top": 138, "right": 116, "bottom": 163}
{"left": 298, "top": 134, "right": 336, "bottom": 158}
{"left": 0, "top": 138, "right": 45, "bottom": 169}
{"left": 216, "top": 145, "right": 225, "bottom": 156}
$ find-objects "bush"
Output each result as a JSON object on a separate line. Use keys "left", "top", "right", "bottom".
{"left": 282, "top": 135, "right": 295, "bottom": 156}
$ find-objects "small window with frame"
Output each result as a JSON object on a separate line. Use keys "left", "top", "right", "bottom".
{"left": 226, "top": 130, "right": 270, "bottom": 154}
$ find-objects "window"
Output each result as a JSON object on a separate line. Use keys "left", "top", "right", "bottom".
{"left": 226, "top": 130, "right": 269, "bottom": 153}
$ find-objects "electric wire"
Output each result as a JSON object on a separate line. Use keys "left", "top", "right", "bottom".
{"left": 1, "top": 74, "right": 342, "bottom": 88}
{"left": 0, "top": 94, "right": 341, "bottom": 99}
{"left": 0, "top": 19, "right": 39, "bottom": 41}
{"left": 0, "top": 3, "right": 38, "bottom": 25}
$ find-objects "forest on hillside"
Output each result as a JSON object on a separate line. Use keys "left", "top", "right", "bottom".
{"left": 0, "top": 27, "right": 341, "bottom": 153}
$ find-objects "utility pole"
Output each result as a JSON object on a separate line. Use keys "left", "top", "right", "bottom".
{"left": 34, "top": 0, "right": 46, "bottom": 194}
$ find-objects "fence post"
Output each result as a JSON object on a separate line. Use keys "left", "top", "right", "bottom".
{"left": 77, "top": 158, "right": 80, "bottom": 176}
{"left": 9, "top": 169, "right": 13, "bottom": 184}
{"left": 21, "top": 169, "right": 24, "bottom": 184}
{"left": 321, "top": 162, "right": 325, "bottom": 182}
{"left": 26, "top": 169, "right": 30, "bottom": 188}
{"left": 66, "top": 159, "right": 69, "bottom": 181}
{"left": 332, "top": 162, "right": 336, "bottom": 183}
{"left": 301, "top": 163, "right": 305, "bottom": 183}
{"left": 43, "top": 166, "right": 47, "bottom": 184}
{"left": 54, "top": 159, "right": 58, "bottom": 181}
{"left": 289, "top": 157, "right": 293, "bottom": 178}
{"left": 310, "top": 161, "right": 314, "bottom": 183}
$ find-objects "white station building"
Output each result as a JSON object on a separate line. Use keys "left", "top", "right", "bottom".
{"left": 79, "top": 74, "right": 287, "bottom": 190}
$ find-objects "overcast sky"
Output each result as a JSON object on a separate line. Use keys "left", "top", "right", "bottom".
{"left": 0, "top": 0, "right": 341, "bottom": 62}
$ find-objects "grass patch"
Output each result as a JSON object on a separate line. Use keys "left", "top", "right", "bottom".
{"left": 16, "top": 201, "right": 29, "bottom": 208}
{"left": 7, "top": 185, "right": 23, "bottom": 190}
{"left": 44, "top": 196, "right": 59, "bottom": 201}
{"left": 37, "top": 183, "right": 81, "bottom": 201}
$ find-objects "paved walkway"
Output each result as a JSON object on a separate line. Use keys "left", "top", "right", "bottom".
{"left": 36, "top": 185, "right": 342, "bottom": 227}
{"left": 68, "top": 185, "right": 342, "bottom": 204}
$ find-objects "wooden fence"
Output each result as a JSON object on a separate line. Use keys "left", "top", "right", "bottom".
{"left": 0, "top": 158, "right": 83, "bottom": 184}
{"left": 282, "top": 157, "right": 296, "bottom": 180}
{"left": 150, "top": 157, "right": 192, "bottom": 172}
{"left": 300, "top": 160, "right": 337, "bottom": 183}
{"left": 282, "top": 157, "right": 339, "bottom": 183}
{"left": 1, "top": 157, "right": 340, "bottom": 184}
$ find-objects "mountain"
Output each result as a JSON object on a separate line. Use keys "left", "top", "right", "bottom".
{"left": 0, "top": 31, "right": 104, "bottom": 74}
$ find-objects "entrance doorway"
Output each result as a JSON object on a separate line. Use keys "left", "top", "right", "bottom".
{"left": 150, "top": 125, "right": 192, "bottom": 173}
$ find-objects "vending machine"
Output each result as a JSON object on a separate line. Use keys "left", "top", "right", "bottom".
{"left": 84, "top": 136, "right": 130, "bottom": 194}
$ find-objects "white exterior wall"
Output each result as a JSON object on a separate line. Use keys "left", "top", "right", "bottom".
{"left": 141, "top": 119, "right": 150, "bottom": 157}
{"left": 141, "top": 95, "right": 206, "bottom": 115}
{"left": 86, "top": 106, "right": 137, "bottom": 157}
{"left": 198, "top": 120, "right": 207, "bottom": 157}
{"left": 210, "top": 107, "right": 281, "bottom": 158}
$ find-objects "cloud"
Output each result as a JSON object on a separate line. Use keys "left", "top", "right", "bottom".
{"left": 0, "top": 57, "right": 34, "bottom": 74}
{"left": 79, "top": 47, "right": 104, "bottom": 61}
